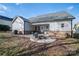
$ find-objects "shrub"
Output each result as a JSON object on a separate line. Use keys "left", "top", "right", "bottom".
{"left": 0, "top": 24, "right": 10, "bottom": 31}
{"left": 73, "top": 33, "right": 79, "bottom": 39}
{"left": 14, "top": 30, "right": 18, "bottom": 34}
{"left": 66, "top": 33, "right": 71, "bottom": 38}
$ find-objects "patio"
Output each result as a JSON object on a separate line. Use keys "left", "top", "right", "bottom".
{"left": 30, "top": 31, "right": 56, "bottom": 43}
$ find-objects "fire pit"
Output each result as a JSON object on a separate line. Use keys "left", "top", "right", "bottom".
{"left": 38, "top": 35, "right": 47, "bottom": 39}
{"left": 38, "top": 34, "right": 48, "bottom": 40}
{"left": 30, "top": 33, "right": 56, "bottom": 43}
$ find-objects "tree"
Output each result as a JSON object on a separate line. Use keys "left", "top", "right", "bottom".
{"left": 0, "top": 24, "right": 10, "bottom": 31}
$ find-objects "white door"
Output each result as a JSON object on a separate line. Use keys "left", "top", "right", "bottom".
{"left": 40, "top": 26, "right": 45, "bottom": 32}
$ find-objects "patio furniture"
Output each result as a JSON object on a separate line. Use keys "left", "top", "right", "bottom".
{"left": 33, "top": 32, "right": 38, "bottom": 38}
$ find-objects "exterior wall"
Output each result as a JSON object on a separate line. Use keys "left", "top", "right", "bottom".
{"left": 24, "top": 22, "right": 32, "bottom": 31}
{"left": 32, "top": 20, "right": 72, "bottom": 32}
{"left": 12, "top": 17, "right": 32, "bottom": 34}
{"left": 49, "top": 21, "right": 71, "bottom": 31}
{"left": 12, "top": 17, "right": 24, "bottom": 34}
{"left": 0, "top": 19, "right": 11, "bottom": 27}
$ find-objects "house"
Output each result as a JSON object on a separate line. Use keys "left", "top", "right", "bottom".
{"left": 0, "top": 15, "right": 13, "bottom": 29}
{"left": 12, "top": 11, "right": 75, "bottom": 35}
{"left": 29, "top": 11, "right": 75, "bottom": 35}
{"left": 12, "top": 16, "right": 32, "bottom": 34}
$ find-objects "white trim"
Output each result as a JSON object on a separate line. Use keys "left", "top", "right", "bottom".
{"left": 32, "top": 22, "right": 54, "bottom": 25}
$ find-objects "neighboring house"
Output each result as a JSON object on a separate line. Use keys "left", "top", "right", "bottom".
{"left": 12, "top": 11, "right": 75, "bottom": 35}
{"left": 12, "top": 16, "right": 32, "bottom": 34}
{"left": 0, "top": 15, "right": 13, "bottom": 29}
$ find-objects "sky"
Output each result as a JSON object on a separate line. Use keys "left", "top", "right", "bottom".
{"left": 0, "top": 3, "right": 79, "bottom": 25}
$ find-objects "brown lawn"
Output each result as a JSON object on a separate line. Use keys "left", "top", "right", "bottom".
{"left": 0, "top": 32, "right": 79, "bottom": 56}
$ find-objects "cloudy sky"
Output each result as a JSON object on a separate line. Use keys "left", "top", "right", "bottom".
{"left": 0, "top": 3, "right": 79, "bottom": 25}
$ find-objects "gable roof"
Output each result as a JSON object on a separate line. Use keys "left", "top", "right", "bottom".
{"left": 29, "top": 11, "right": 75, "bottom": 23}
{"left": 0, "top": 15, "right": 13, "bottom": 21}
{"left": 12, "top": 16, "right": 29, "bottom": 23}
{"left": 18, "top": 16, "right": 29, "bottom": 22}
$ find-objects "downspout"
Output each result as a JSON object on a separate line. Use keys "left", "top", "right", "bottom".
{"left": 24, "top": 21, "right": 25, "bottom": 34}
{"left": 71, "top": 19, "right": 73, "bottom": 37}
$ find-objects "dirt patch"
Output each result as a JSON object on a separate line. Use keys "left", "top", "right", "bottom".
{"left": 47, "top": 46, "right": 67, "bottom": 56}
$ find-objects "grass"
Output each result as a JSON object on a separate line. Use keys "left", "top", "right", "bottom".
{"left": 0, "top": 32, "right": 79, "bottom": 56}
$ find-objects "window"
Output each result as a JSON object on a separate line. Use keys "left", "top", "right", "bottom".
{"left": 46, "top": 26, "right": 49, "bottom": 29}
{"left": 61, "top": 23, "right": 64, "bottom": 28}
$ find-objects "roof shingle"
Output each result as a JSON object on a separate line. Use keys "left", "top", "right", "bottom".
{"left": 29, "top": 11, "right": 75, "bottom": 23}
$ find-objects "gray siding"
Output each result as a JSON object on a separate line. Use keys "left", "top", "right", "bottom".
{"left": 24, "top": 22, "right": 32, "bottom": 31}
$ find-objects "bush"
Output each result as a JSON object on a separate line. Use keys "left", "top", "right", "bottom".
{"left": 0, "top": 24, "right": 10, "bottom": 31}
{"left": 73, "top": 33, "right": 79, "bottom": 39}
{"left": 14, "top": 30, "right": 18, "bottom": 34}
{"left": 66, "top": 33, "right": 71, "bottom": 38}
